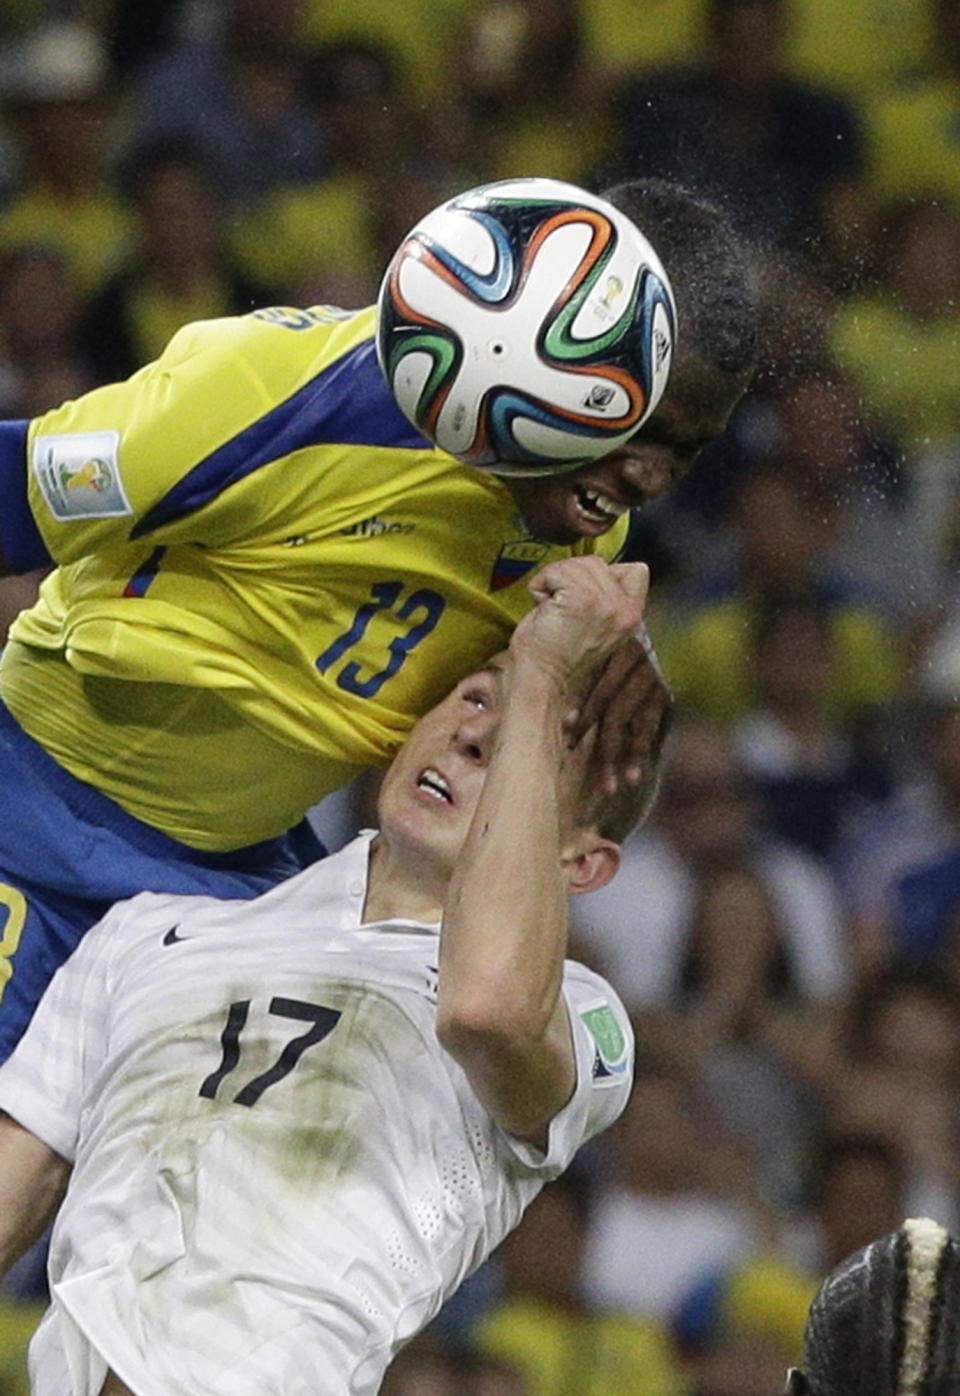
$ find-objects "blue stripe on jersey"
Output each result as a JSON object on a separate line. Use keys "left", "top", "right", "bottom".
{"left": 131, "top": 339, "right": 431, "bottom": 540}
{"left": 123, "top": 546, "right": 166, "bottom": 597}
{"left": 0, "top": 420, "right": 53, "bottom": 571}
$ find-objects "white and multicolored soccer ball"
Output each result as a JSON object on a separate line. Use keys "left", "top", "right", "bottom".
{"left": 375, "top": 177, "right": 677, "bottom": 476}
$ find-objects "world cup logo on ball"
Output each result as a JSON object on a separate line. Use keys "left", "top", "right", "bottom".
{"left": 375, "top": 177, "right": 678, "bottom": 477}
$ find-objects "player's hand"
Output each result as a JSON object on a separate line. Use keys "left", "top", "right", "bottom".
{"left": 511, "top": 556, "right": 649, "bottom": 695}
{"left": 565, "top": 622, "right": 673, "bottom": 796}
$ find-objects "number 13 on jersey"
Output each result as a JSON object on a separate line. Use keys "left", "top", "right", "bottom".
{"left": 315, "top": 581, "right": 446, "bottom": 699}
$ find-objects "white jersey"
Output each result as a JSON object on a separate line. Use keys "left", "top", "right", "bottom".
{"left": 0, "top": 833, "right": 633, "bottom": 1396}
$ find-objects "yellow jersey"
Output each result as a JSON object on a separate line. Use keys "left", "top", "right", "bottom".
{"left": 2, "top": 306, "right": 628, "bottom": 850}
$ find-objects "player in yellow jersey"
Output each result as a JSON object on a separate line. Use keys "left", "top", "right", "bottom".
{"left": 0, "top": 176, "right": 757, "bottom": 1057}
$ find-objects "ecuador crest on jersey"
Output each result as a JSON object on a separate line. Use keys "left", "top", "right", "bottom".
{"left": 490, "top": 540, "right": 551, "bottom": 592}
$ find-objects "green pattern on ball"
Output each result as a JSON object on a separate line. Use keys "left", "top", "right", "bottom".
{"left": 542, "top": 247, "right": 641, "bottom": 362}
{"left": 390, "top": 333, "right": 458, "bottom": 421}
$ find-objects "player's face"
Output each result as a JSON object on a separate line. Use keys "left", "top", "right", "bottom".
{"left": 377, "top": 662, "right": 513, "bottom": 882}
{"left": 505, "top": 360, "right": 743, "bottom": 544}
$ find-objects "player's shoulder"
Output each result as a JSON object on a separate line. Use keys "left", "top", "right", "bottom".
{"left": 563, "top": 957, "right": 628, "bottom": 1007}
{"left": 162, "top": 303, "right": 377, "bottom": 373}
{"left": 101, "top": 887, "right": 242, "bottom": 936}
{"left": 69, "top": 887, "right": 241, "bottom": 978}
{"left": 103, "top": 838, "right": 375, "bottom": 950}
{"left": 562, "top": 959, "right": 633, "bottom": 1048}
{"left": 558, "top": 960, "right": 635, "bottom": 1123}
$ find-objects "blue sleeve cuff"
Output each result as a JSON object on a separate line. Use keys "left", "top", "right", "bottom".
{"left": 0, "top": 420, "right": 53, "bottom": 572}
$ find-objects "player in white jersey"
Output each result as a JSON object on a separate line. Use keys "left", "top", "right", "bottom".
{"left": 0, "top": 553, "right": 653, "bottom": 1396}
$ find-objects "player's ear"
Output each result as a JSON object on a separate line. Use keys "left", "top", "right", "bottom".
{"left": 561, "top": 833, "right": 620, "bottom": 896}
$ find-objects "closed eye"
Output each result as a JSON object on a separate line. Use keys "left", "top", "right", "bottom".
{"left": 636, "top": 421, "right": 714, "bottom": 465}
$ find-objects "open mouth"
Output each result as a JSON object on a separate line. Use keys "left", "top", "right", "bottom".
{"left": 573, "top": 485, "right": 630, "bottom": 526}
{"left": 417, "top": 768, "right": 452, "bottom": 803}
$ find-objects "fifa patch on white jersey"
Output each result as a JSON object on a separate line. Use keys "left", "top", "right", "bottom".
{"left": 581, "top": 1001, "right": 630, "bottom": 1086}
{"left": 32, "top": 430, "right": 132, "bottom": 520}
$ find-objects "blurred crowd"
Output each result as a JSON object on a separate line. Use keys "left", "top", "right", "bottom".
{"left": 1, "top": 0, "right": 960, "bottom": 1393}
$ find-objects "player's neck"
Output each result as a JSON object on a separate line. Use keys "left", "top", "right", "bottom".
{"left": 363, "top": 835, "right": 446, "bottom": 925}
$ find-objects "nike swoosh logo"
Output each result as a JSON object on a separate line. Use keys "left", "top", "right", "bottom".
{"left": 162, "top": 926, "right": 191, "bottom": 945}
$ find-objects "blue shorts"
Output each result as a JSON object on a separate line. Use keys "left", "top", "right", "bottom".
{"left": 0, "top": 701, "right": 323, "bottom": 1062}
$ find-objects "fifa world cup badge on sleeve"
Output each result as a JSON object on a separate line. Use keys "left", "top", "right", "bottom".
{"left": 33, "top": 430, "right": 132, "bottom": 520}
{"left": 581, "top": 1001, "right": 630, "bottom": 1085}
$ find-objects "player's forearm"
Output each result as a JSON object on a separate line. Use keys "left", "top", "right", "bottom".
{"left": 438, "top": 557, "right": 648, "bottom": 1136}
{"left": 0, "top": 1113, "right": 70, "bottom": 1277}
{"left": 437, "top": 657, "right": 573, "bottom": 1117}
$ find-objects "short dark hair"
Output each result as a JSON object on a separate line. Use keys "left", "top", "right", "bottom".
{"left": 581, "top": 695, "right": 672, "bottom": 843}
{"left": 798, "top": 1218, "right": 960, "bottom": 1395}
{"left": 602, "top": 178, "right": 759, "bottom": 381}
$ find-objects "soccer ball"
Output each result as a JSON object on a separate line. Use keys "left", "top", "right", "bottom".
{"left": 375, "top": 177, "right": 677, "bottom": 476}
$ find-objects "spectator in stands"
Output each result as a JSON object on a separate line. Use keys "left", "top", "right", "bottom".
{"left": 837, "top": 645, "right": 960, "bottom": 971}
{"left": 450, "top": 0, "right": 609, "bottom": 186}
{"left": 821, "top": 982, "right": 960, "bottom": 1281}
{"left": 129, "top": 0, "right": 325, "bottom": 208}
{"left": 668, "top": 858, "right": 818, "bottom": 1203}
{"left": 759, "top": 373, "right": 917, "bottom": 620}
{"left": 780, "top": 968, "right": 960, "bottom": 1228}
{"left": 797, "top": 1131, "right": 915, "bottom": 1277}
{"left": 654, "top": 465, "right": 902, "bottom": 723}
{"left": 847, "top": 966, "right": 960, "bottom": 1093}
{"left": 671, "top": 1133, "right": 908, "bottom": 1396}
{"left": 680, "top": 863, "right": 799, "bottom": 1022}
{"left": 569, "top": 714, "right": 849, "bottom": 1015}
{"left": 604, "top": 0, "right": 863, "bottom": 253}
{"left": 733, "top": 593, "right": 893, "bottom": 862}
{"left": 472, "top": 1170, "right": 686, "bottom": 1396}
{"left": 864, "top": 0, "right": 960, "bottom": 211}
{"left": 581, "top": 1060, "right": 770, "bottom": 1324}
{"left": 231, "top": 39, "right": 420, "bottom": 305}
{"left": 0, "top": 20, "right": 131, "bottom": 294}
{"left": 783, "top": 0, "right": 933, "bottom": 104}
{"left": 78, "top": 138, "right": 274, "bottom": 384}
{"left": 831, "top": 198, "right": 960, "bottom": 459}
{"left": 296, "top": 0, "right": 471, "bottom": 105}
{"left": 0, "top": 243, "right": 95, "bottom": 417}
{"left": 578, "top": 0, "right": 707, "bottom": 81}
{"left": 829, "top": 198, "right": 960, "bottom": 587}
